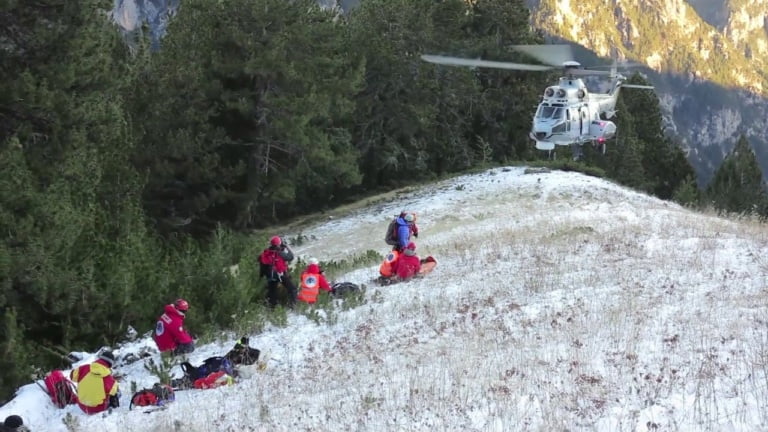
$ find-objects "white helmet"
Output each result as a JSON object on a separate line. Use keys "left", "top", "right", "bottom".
{"left": 308, "top": 257, "right": 320, "bottom": 265}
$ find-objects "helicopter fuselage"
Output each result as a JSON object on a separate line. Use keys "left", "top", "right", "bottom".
{"left": 530, "top": 76, "right": 618, "bottom": 151}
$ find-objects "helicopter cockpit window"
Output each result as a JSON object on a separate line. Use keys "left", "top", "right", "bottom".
{"left": 536, "top": 106, "right": 564, "bottom": 119}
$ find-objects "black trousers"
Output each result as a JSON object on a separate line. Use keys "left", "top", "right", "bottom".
{"left": 266, "top": 275, "right": 297, "bottom": 308}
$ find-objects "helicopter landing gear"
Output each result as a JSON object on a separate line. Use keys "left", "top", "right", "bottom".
{"left": 571, "top": 144, "right": 584, "bottom": 161}
{"left": 546, "top": 149, "right": 556, "bottom": 160}
{"left": 592, "top": 140, "right": 607, "bottom": 155}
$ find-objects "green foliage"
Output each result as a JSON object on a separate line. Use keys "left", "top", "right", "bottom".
{"left": 705, "top": 135, "right": 768, "bottom": 215}
{"left": 622, "top": 74, "right": 696, "bottom": 200}
{"left": 527, "top": 159, "right": 607, "bottom": 179}
{"left": 144, "top": 356, "right": 177, "bottom": 385}
{"left": 672, "top": 175, "right": 701, "bottom": 207}
{"left": 131, "top": 0, "right": 364, "bottom": 233}
{"left": 320, "top": 250, "right": 383, "bottom": 278}
{"left": 0, "top": 309, "right": 32, "bottom": 403}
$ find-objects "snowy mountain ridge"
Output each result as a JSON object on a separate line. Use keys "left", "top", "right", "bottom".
{"left": 1, "top": 166, "right": 767, "bottom": 431}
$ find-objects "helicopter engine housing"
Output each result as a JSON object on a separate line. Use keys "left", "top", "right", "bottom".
{"left": 588, "top": 120, "right": 616, "bottom": 141}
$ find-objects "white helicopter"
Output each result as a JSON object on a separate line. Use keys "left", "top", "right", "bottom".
{"left": 421, "top": 45, "right": 654, "bottom": 157}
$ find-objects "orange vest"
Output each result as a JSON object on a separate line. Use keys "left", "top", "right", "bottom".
{"left": 379, "top": 250, "right": 399, "bottom": 277}
{"left": 298, "top": 272, "right": 322, "bottom": 303}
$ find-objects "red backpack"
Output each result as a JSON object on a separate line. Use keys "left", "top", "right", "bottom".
{"left": 43, "top": 370, "right": 78, "bottom": 408}
{"left": 129, "top": 383, "right": 175, "bottom": 409}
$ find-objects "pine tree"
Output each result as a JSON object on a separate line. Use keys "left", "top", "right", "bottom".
{"left": 346, "top": 0, "right": 546, "bottom": 185}
{"left": 705, "top": 134, "right": 768, "bottom": 214}
{"left": 0, "top": 0, "right": 157, "bottom": 400}
{"left": 621, "top": 73, "right": 696, "bottom": 199}
{"left": 132, "top": 0, "right": 363, "bottom": 232}
{"left": 463, "top": 0, "right": 551, "bottom": 162}
{"left": 672, "top": 175, "right": 700, "bottom": 207}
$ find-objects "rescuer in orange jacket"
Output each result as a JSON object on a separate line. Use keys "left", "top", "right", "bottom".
{"left": 297, "top": 258, "right": 332, "bottom": 304}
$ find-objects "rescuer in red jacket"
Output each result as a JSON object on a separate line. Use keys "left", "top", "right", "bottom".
{"left": 259, "top": 236, "right": 297, "bottom": 308}
{"left": 396, "top": 242, "right": 422, "bottom": 280}
{"left": 153, "top": 299, "right": 195, "bottom": 355}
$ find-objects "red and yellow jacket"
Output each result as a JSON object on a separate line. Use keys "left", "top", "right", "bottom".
{"left": 70, "top": 359, "right": 118, "bottom": 414}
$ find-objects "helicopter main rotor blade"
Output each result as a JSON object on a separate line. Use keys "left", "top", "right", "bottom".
{"left": 620, "top": 84, "right": 655, "bottom": 89}
{"left": 510, "top": 44, "right": 574, "bottom": 66}
{"left": 586, "top": 62, "right": 644, "bottom": 69}
{"left": 568, "top": 68, "right": 613, "bottom": 76}
{"left": 420, "top": 55, "right": 553, "bottom": 71}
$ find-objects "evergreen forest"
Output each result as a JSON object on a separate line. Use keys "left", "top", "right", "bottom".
{"left": 1, "top": 0, "right": 766, "bottom": 402}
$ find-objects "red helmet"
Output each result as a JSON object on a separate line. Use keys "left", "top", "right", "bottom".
{"left": 270, "top": 236, "right": 282, "bottom": 246}
{"left": 174, "top": 298, "right": 189, "bottom": 312}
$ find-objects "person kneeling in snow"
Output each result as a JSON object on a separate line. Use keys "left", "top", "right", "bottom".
{"left": 153, "top": 298, "right": 195, "bottom": 356}
{"left": 70, "top": 351, "right": 119, "bottom": 415}
{"left": 297, "top": 257, "right": 331, "bottom": 304}
{"left": 396, "top": 242, "right": 422, "bottom": 280}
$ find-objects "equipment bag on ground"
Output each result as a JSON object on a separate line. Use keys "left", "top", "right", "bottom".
{"left": 129, "top": 383, "right": 175, "bottom": 409}
{"left": 181, "top": 356, "right": 234, "bottom": 381}
{"left": 193, "top": 370, "right": 234, "bottom": 389}
{"left": 43, "top": 370, "right": 78, "bottom": 408}
{"left": 175, "top": 356, "right": 236, "bottom": 389}
{"left": 225, "top": 337, "right": 261, "bottom": 366}
{"left": 331, "top": 282, "right": 361, "bottom": 298}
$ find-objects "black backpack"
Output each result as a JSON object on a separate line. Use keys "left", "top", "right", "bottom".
{"left": 331, "top": 282, "right": 361, "bottom": 298}
{"left": 180, "top": 356, "right": 235, "bottom": 382}
{"left": 384, "top": 219, "right": 398, "bottom": 246}
{"left": 225, "top": 337, "right": 261, "bottom": 366}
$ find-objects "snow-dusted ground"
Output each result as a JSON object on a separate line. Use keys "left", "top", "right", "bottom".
{"left": 2, "top": 166, "right": 768, "bottom": 432}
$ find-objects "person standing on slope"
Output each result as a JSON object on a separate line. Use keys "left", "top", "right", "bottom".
{"left": 259, "top": 236, "right": 297, "bottom": 308}
{"left": 297, "top": 257, "right": 332, "bottom": 304}
{"left": 153, "top": 299, "right": 195, "bottom": 356}
{"left": 385, "top": 212, "right": 418, "bottom": 252}
{"left": 69, "top": 351, "right": 119, "bottom": 415}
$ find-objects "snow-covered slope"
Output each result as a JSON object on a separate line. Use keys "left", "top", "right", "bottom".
{"left": 2, "top": 167, "right": 768, "bottom": 431}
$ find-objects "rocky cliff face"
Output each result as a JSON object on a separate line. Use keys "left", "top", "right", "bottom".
{"left": 526, "top": 0, "right": 768, "bottom": 184}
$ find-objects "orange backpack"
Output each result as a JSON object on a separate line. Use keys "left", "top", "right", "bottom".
{"left": 379, "top": 250, "right": 399, "bottom": 277}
